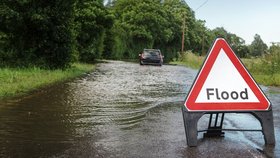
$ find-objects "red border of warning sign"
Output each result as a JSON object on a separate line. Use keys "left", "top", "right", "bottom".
{"left": 184, "top": 38, "right": 270, "bottom": 111}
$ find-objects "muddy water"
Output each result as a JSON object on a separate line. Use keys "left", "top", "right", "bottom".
{"left": 0, "top": 61, "right": 279, "bottom": 157}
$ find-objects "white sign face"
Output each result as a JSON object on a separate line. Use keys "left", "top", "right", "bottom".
{"left": 195, "top": 49, "right": 259, "bottom": 103}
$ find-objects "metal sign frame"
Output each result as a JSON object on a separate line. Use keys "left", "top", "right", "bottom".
{"left": 182, "top": 107, "right": 275, "bottom": 147}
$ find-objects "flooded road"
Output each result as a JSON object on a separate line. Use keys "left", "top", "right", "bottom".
{"left": 0, "top": 61, "right": 279, "bottom": 157}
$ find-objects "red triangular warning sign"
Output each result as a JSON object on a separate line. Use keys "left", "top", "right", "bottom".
{"left": 184, "top": 38, "right": 270, "bottom": 111}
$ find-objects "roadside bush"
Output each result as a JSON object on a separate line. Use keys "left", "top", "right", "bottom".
{"left": 0, "top": 0, "right": 76, "bottom": 69}
{"left": 264, "top": 45, "right": 280, "bottom": 75}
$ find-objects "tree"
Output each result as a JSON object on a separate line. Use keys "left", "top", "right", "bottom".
{"left": 0, "top": 0, "right": 77, "bottom": 69}
{"left": 75, "top": 0, "right": 113, "bottom": 62}
{"left": 113, "top": 0, "right": 174, "bottom": 58}
{"left": 249, "top": 34, "right": 268, "bottom": 57}
{"left": 187, "top": 20, "right": 212, "bottom": 55}
{"left": 108, "top": 0, "right": 197, "bottom": 61}
{"left": 162, "top": 0, "right": 199, "bottom": 59}
{"left": 211, "top": 27, "right": 248, "bottom": 57}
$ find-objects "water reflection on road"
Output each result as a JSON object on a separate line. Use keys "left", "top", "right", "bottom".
{"left": 0, "top": 61, "right": 279, "bottom": 157}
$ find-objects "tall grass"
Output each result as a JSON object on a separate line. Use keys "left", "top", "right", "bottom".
{"left": 242, "top": 55, "right": 280, "bottom": 86}
{"left": 171, "top": 51, "right": 280, "bottom": 86}
{"left": 0, "top": 63, "right": 95, "bottom": 98}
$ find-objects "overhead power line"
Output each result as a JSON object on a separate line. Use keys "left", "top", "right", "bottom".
{"left": 195, "top": 0, "right": 209, "bottom": 11}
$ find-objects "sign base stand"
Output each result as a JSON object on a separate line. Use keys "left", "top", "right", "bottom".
{"left": 203, "top": 113, "right": 225, "bottom": 137}
{"left": 182, "top": 106, "right": 275, "bottom": 147}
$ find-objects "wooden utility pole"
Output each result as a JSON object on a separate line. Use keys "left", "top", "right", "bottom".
{"left": 181, "top": 14, "right": 185, "bottom": 54}
{"left": 201, "top": 33, "right": 205, "bottom": 56}
{"left": 181, "top": 15, "right": 186, "bottom": 53}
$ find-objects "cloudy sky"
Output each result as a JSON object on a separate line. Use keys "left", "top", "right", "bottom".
{"left": 185, "top": 0, "right": 280, "bottom": 45}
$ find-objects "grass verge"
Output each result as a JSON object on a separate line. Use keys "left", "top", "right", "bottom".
{"left": 0, "top": 63, "right": 95, "bottom": 98}
{"left": 242, "top": 58, "right": 280, "bottom": 86}
{"left": 171, "top": 52, "right": 280, "bottom": 86}
{"left": 171, "top": 52, "right": 204, "bottom": 69}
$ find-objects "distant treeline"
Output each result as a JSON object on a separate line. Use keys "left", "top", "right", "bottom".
{"left": 0, "top": 0, "right": 277, "bottom": 69}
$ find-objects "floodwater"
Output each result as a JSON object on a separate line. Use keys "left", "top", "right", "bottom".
{"left": 0, "top": 61, "right": 279, "bottom": 158}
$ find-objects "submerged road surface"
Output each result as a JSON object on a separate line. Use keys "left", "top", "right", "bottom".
{"left": 0, "top": 61, "right": 279, "bottom": 157}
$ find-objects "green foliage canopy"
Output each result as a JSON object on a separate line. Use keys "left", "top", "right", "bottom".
{"left": 250, "top": 34, "right": 268, "bottom": 57}
{"left": 75, "top": 0, "right": 113, "bottom": 62}
{"left": 211, "top": 27, "right": 249, "bottom": 57}
{"left": 109, "top": 0, "right": 197, "bottom": 61}
{"left": 0, "top": 0, "right": 275, "bottom": 69}
{"left": 0, "top": 0, "right": 77, "bottom": 69}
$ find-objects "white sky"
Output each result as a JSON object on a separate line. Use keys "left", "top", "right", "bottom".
{"left": 185, "top": 0, "right": 280, "bottom": 45}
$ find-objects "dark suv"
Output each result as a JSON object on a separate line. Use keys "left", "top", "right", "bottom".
{"left": 139, "top": 49, "right": 164, "bottom": 66}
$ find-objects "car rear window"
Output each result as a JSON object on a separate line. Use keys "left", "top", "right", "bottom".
{"left": 143, "top": 51, "right": 160, "bottom": 57}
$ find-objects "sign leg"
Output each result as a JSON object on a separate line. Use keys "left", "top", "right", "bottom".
{"left": 251, "top": 110, "right": 275, "bottom": 145}
{"left": 182, "top": 107, "right": 204, "bottom": 147}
